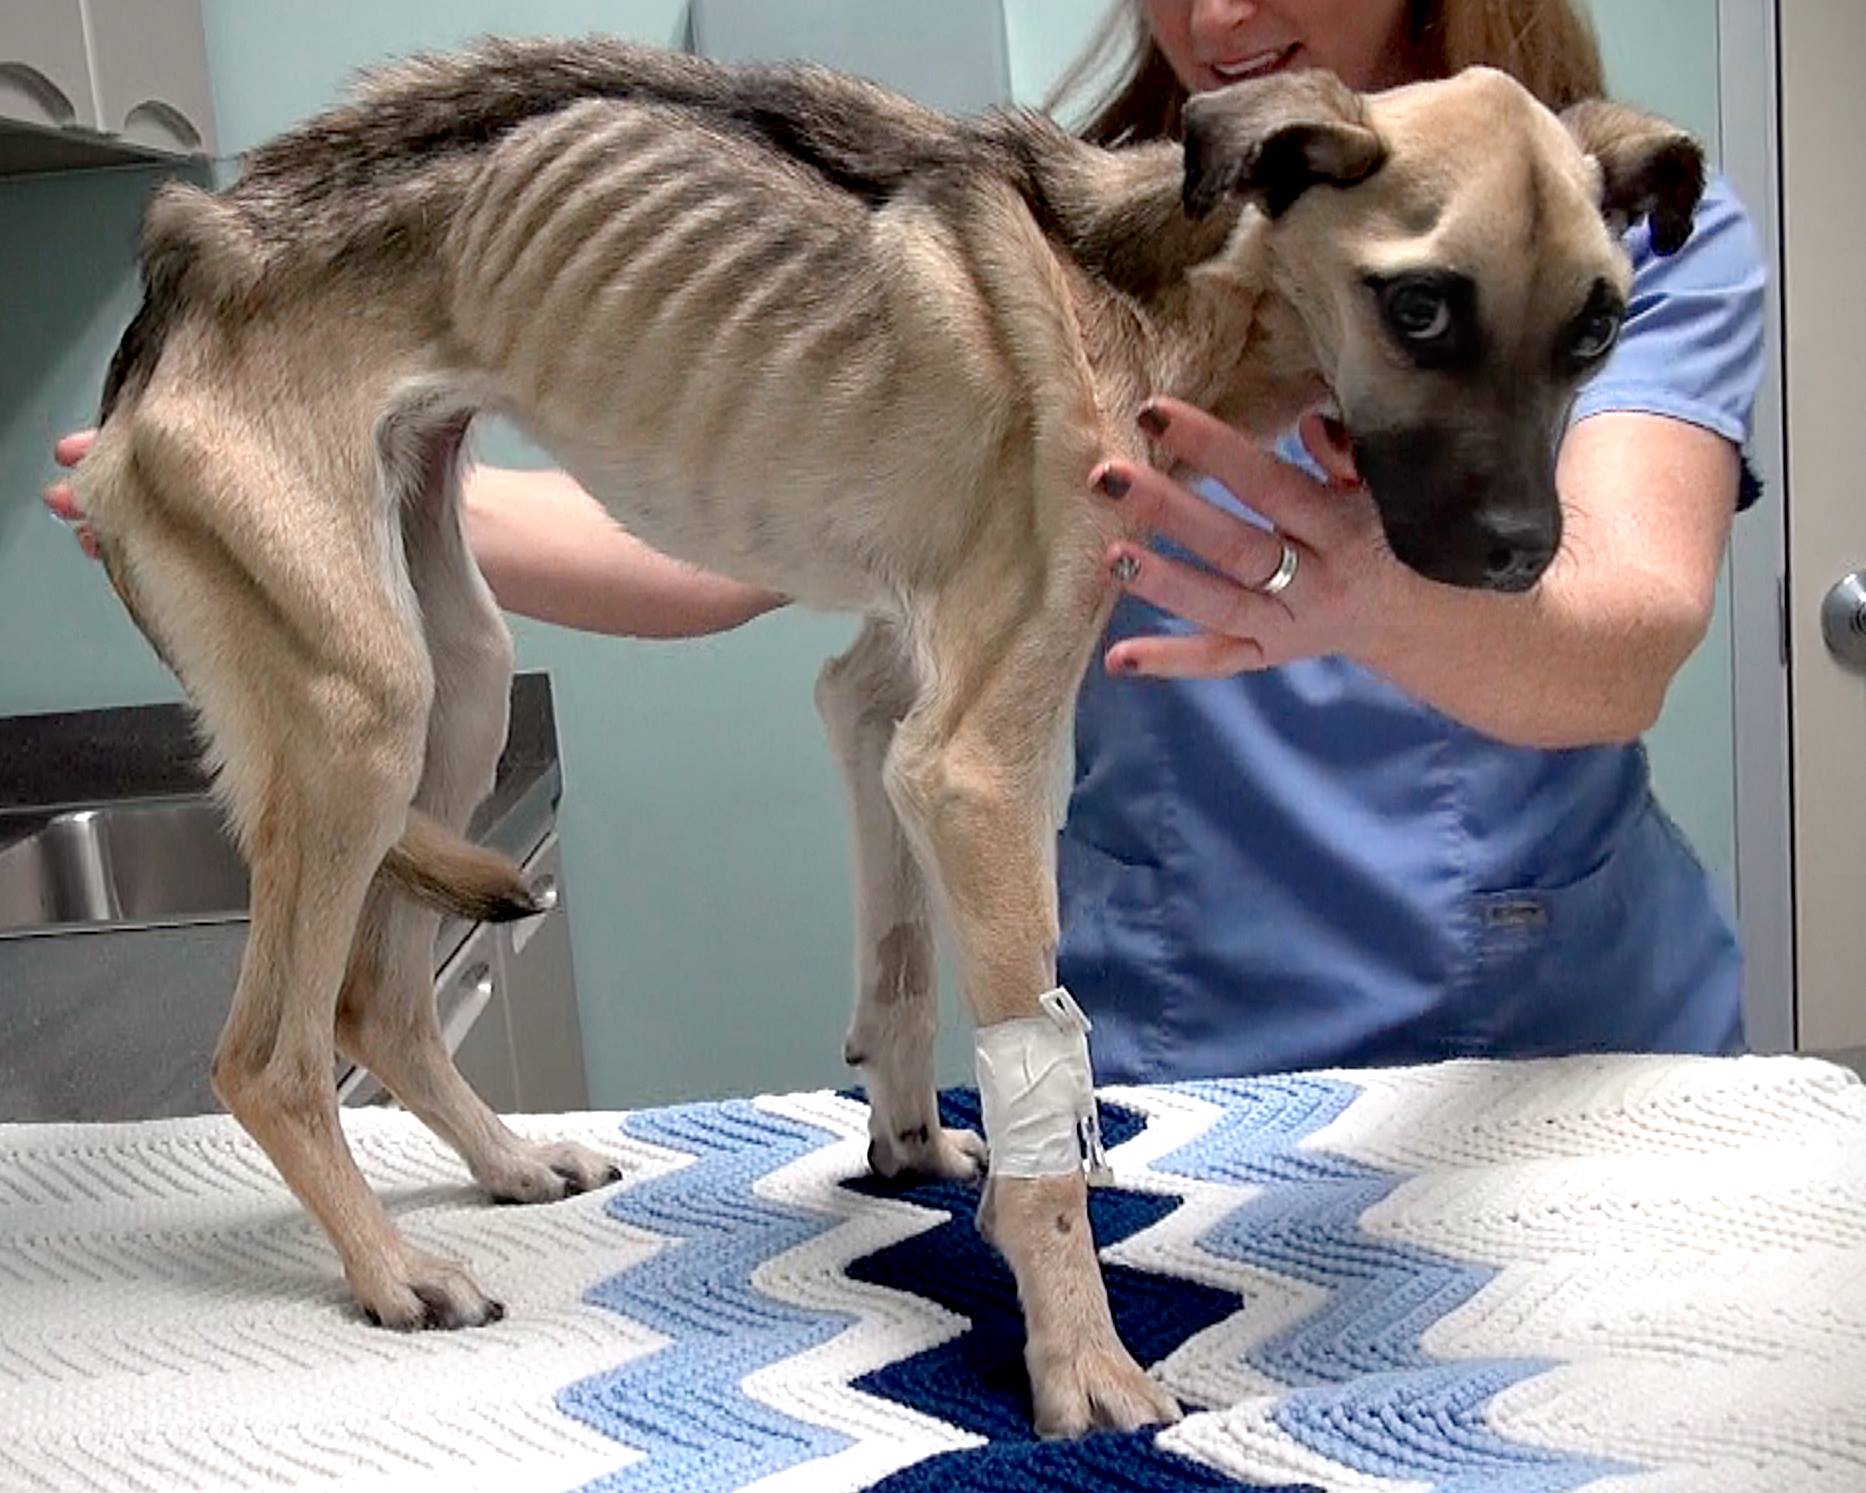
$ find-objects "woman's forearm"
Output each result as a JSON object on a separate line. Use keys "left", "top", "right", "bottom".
{"left": 1352, "top": 414, "right": 1738, "bottom": 749}
{"left": 462, "top": 465, "right": 787, "bottom": 637}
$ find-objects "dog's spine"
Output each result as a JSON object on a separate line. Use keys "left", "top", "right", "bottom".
{"left": 378, "top": 810, "right": 543, "bottom": 923}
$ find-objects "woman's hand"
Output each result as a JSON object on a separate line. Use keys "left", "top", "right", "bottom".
{"left": 1091, "top": 398, "right": 1737, "bottom": 750}
{"left": 43, "top": 429, "right": 99, "bottom": 559}
{"left": 1090, "top": 398, "right": 1404, "bottom": 678}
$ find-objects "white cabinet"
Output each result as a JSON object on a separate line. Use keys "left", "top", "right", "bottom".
{"left": 0, "top": 0, "right": 217, "bottom": 174}
{"left": 0, "top": 2, "right": 94, "bottom": 132}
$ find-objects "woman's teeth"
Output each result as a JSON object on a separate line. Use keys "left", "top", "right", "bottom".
{"left": 1211, "top": 45, "right": 1298, "bottom": 82}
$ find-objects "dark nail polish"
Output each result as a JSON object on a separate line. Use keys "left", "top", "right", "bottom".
{"left": 1116, "top": 654, "right": 1143, "bottom": 674}
{"left": 1137, "top": 405, "right": 1169, "bottom": 438}
{"left": 1094, "top": 467, "right": 1131, "bottom": 499}
{"left": 1111, "top": 552, "right": 1141, "bottom": 584}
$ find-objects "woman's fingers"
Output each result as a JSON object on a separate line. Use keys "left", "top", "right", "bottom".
{"left": 54, "top": 429, "right": 96, "bottom": 468}
{"left": 44, "top": 481, "right": 82, "bottom": 522}
{"left": 1137, "top": 397, "right": 1347, "bottom": 550}
{"left": 45, "top": 431, "right": 101, "bottom": 560}
{"left": 1297, "top": 409, "right": 1361, "bottom": 487}
{"left": 1103, "top": 540, "right": 1293, "bottom": 648}
{"left": 1093, "top": 457, "right": 1288, "bottom": 590}
{"left": 1106, "top": 629, "right": 1266, "bottom": 679}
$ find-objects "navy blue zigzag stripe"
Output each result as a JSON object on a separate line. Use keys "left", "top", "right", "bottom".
{"left": 843, "top": 1090, "right": 1315, "bottom": 1493}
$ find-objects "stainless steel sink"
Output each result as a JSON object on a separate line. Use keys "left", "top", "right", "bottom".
{"left": 0, "top": 797, "right": 248, "bottom": 933}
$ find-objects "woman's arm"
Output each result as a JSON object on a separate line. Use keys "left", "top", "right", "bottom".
{"left": 1356, "top": 411, "right": 1734, "bottom": 745}
{"left": 49, "top": 437, "right": 786, "bottom": 640}
{"left": 462, "top": 465, "right": 787, "bottom": 637}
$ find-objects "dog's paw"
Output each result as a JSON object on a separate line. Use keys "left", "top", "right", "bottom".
{"left": 866, "top": 1123, "right": 987, "bottom": 1183}
{"left": 481, "top": 1139, "right": 624, "bottom": 1205}
{"left": 359, "top": 1251, "right": 504, "bottom": 1332}
{"left": 1031, "top": 1342, "right": 1181, "bottom": 1439}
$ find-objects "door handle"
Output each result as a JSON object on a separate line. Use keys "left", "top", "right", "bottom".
{"left": 1822, "top": 572, "right": 1866, "bottom": 670}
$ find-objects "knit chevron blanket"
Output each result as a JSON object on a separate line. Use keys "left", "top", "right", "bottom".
{"left": 3, "top": 1054, "right": 1863, "bottom": 1493}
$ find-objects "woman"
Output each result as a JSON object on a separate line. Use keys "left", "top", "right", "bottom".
{"left": 48, "top": 0, "right": 1765, "bottom": 1083}
{"left": 1052, "top": 0, "right": 1766, "bottom": 1082}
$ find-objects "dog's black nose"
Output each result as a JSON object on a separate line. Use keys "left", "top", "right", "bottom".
{"left": 1483, "top": 544, "right": 1554, "bottom": 592}
{"left": 1475, "top": 514, "right": 1558, "bottom": 592}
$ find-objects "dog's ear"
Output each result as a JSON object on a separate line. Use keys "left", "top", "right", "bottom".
{"left": 1181, "top": 70, "right": 1386, "bottom": 220}
{"left": 1561, "top": 99, "right": 1705, "bottom": 256}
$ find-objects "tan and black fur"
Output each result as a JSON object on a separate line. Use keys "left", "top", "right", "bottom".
{"left": 75, "top": 37, "right": 1705, "bottom": 1436}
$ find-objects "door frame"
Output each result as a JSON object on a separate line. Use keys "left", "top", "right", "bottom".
{"left": 1719, "top": 0, "right": 1794, "bottom": 1051}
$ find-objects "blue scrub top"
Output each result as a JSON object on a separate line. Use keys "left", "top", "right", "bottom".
{"left": 1058, "top": 174, "right": 1769, "bottom": 1085}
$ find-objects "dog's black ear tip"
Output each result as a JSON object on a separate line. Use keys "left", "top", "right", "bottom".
{"left": 1179, "top": 126, "right": 1220, "bottom": 219}
{"left": 1651, "top": 216, "right": 1695, "bottom": 256}
{"left": 1181, "top": 178, "right": 1218, "bottom": 219}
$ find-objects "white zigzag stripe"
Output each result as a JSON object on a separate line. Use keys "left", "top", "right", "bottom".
{"left": 734, "top": 1092, "right": 985, "bottom": 1493}
{"left": 1161, "top": 1399, "right": 1431, "bottom": 1493}
{"left": 0, "top": 1109, "right": 697, "bottom": 1493}
{"left": 1097, "top": 1085, "right": 1332, "bottom": 1407}
{"left": 1151, "top": 1056, "right": 1866, "bottom": 1492}
{"left": 1100, "top": 1086, "right": 1426, "bottom": 1493}
{"left": 1316, "top": 1057, "right": 1866, "bottom": 1489}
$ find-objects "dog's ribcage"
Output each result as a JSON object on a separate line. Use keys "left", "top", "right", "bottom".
{"left": 442, "top": 98, "right": 1025, "bottom": 608}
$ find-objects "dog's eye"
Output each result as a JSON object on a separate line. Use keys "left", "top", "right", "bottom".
{"left": 1384, "top": 282, "right": 1453, "bottom": 342}
{"left": 1367, "top": 271, "right": 1478, "bottom": 370}
{"left": 1563, "top": 281, "right": 1626, "bottom": 370}
{"left": 1568, "top": 307, "right": 1622, "bottom": 364}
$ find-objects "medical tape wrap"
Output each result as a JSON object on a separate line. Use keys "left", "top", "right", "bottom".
{"left": 974, "top": 987, "right": 1113, "bottom": 1186}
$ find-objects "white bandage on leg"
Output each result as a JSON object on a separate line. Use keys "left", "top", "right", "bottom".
{"left": 975, "top": 987, "right": 1112, "bottom": 1185}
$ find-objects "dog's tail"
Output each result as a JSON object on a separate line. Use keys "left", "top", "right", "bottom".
{"left": 378, "top": 810, "right": 544, "bottom": 923}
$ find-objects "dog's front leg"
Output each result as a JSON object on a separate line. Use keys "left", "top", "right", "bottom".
{"left": 977, "top": 1169, "right": 1176, "bottom": 1436}
{"left": 886, "top": 574, "right": 1179, "bottom": 1438}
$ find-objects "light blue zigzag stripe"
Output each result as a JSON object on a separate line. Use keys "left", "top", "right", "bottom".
{"left": 1156, "top": 1076, "right": 1634, "bottom": 1492}
{"left": 557, "top": 1101, "right": 854, "bottom": 1493}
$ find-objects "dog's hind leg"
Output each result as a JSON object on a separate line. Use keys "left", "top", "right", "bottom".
{"left": 335, "top": 414, "right": 620, "bottom": 1204}
{"left": 817, "top": 618, "right": 986, "bottom": 1182}
{"left": 89, "top": 391, "right": 502, "bottom": 1331}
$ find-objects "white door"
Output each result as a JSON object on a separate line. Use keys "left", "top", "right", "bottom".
{"left": 1782, "top": 3, "right": 1866, "bottom": 1053}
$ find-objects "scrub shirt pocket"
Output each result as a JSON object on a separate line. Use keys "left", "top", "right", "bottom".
{"left": 1451, "top": 800, "right": 1737, "bottom": 1057}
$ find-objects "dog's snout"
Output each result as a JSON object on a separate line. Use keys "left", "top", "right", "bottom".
{"left": 1354, "top": 425, "right": 1563, "bottom": 594}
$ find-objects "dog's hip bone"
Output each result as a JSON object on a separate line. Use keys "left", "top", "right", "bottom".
{"left": 975, "top": 987, "right": 1112, "bottom": 1184}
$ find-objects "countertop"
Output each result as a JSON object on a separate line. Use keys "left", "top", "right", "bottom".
{"left": 0, "top": 671, "right": 560, "bottom": 858}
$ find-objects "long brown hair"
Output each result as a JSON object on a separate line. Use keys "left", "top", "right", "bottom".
{"left": 1054, "top": 0, "right": 1606, "bottom": 146}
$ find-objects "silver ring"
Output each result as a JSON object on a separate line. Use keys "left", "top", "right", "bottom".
{"left": 1255, "top": 540, "right": 1299, "bottom": 598}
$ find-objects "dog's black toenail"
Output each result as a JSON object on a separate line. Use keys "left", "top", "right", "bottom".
{"left": 485, "top": 1299, "right": 507, "bottom": 1325}
{"left": 604, "top": 1164, "right": 624, "bottom": 1185}
{"left": 551, "top": 1163, "right": 590, "bottom": 1196}
{"left": 897, "top": 1125, "right": 930, "bottom": 1147}
{"left": 414, "top": 1284, "right": 453, "bottom": 1329}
